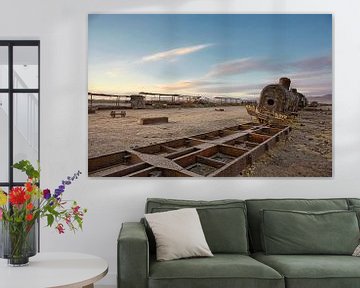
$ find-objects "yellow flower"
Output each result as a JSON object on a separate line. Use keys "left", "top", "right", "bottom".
{"left": 0, "top": 190, "right": 7, "bottom": 206}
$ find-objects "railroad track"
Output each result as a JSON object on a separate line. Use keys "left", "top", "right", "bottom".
{"left": 88, "top": 122, "right": 291, "bottom": 177}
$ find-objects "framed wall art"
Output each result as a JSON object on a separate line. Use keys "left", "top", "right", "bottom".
{"left": 88, "top": 14, "right": 332, "bottom": 177}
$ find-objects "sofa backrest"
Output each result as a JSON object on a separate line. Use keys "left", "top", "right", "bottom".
{"left": 145, "top": 198, "right": 249, "bottom": 254}
{"left": 245, "top": 198, "right": 349, "bottom": 252}
{"left": 348, "top": 198, "right": 360, "bottom": 207}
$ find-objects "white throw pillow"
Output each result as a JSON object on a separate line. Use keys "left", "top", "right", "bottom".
{"left": 353, "top": 244, "right": 360, "bottom": 256}
{"left": 145, "top": 208, "right": 213, "bottom": 261}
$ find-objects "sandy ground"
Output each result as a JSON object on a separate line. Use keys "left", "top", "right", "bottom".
{"left": 88, "top": 106, "right": 253, "bottom": 157}
{"left": 88, "top": 106, "right": 332, "bottom": 177}
{"left": 243, "top": 106, "right": 332, "bottom": 177}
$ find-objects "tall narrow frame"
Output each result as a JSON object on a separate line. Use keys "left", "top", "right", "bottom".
{"left": 0, "top": 40, "right": 40, "bottom": 250}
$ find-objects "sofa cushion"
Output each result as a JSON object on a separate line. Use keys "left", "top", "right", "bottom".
{"left": 246, "top": 198, "right": 349, "bottom": 252}
{"left": 145, "top": 208, "right": 213, "bottom": 261}
{"left": 346, "top": 199, "right": 360, "bottom": 229}
{"left": 349, "top": 205, "right": 360, "bottom": 227}
{"left": 146, "top": 198, "right": 248, "bottom": 254}
{"left": 252, "top": 252, "right": 360, "bottom": 288}
{"left": 347, "top": 198, "right": 360, "bottom": 207}
{"left": 261, "top": 209, "right": 359, "bottom": 255}
{"left": 149, "top": 254, "right": 284, "bottom": 288}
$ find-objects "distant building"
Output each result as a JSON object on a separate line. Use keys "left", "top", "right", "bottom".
{"left": 130, "top": 95, "right": 146, "bottom": 109}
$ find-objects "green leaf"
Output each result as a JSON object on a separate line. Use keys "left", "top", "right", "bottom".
{"left": 12, "top": 160, "right": 40, "bottom": 180}
{"left": 47, "top": 206, "right": 60, "bottom": 217}
{"left": 47, "top": 214, "right": 54, "bottom": 227}
{"left": 75, "top": 216, "right": 83, "bottom": 230}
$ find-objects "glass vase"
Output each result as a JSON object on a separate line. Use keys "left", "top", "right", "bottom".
{"left": 0, "top": 220, "right": 37, "bottom": 266}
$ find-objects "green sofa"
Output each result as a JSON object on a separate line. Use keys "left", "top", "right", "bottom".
{"left": 118, "top": 198, "right": 360, "bottom": 288}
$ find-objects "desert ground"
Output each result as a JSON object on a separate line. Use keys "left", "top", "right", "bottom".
{"left": 243, "top": 106, "right": 332, "bottom": 177}
{"left": 88, "top": 106, "right": 253, "bottom": 157}
{"left": 88, "top": 105, "right": 332, "bottom": 177}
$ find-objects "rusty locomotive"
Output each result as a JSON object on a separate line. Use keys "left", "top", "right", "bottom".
{"left": 247, "top": 77, "right": 308, "bottom": 123}
{"left": 258, "top": 77, "right": 308, "bottom": 114}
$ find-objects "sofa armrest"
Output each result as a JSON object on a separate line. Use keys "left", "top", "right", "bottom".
{"left": 118, "top": 222, "right": 149, "bottom": 288}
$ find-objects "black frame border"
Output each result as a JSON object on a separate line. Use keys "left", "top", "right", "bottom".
{"left": 0, "top": 40, "right": 40, "bottom": 251}
{"left": 0, "top": 40, "right": 40, "bottom": 189}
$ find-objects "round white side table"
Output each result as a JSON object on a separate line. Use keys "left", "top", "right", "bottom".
{"left": 0, "top": 252, "right": 108, "bottom": 288}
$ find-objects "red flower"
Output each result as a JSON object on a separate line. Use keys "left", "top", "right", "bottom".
{"left": 24, "top": 193, "right": 31, "bottom": 200}
{"left": 72, "top": 205, "right": 80, "bottom": 215}
{"left": 56, "top": 223, "right": 65, "bottom": 234}
{"left": 9, "top": 187, "right": 26, "bottom": 205}
{"left": 65, "top": 214, "right": 71, "bottom": 225}
{"left": 26, "top": 203, "right": 34, "bottom": 210}
{"left": 26, "top": 214, "right": 33, "bottom": 221}
{"left": 25, "top": 182, "right": 33, "bottom": 192}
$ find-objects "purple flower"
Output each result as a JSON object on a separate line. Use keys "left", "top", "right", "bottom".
{"left": 54, "top": 189, "right": 63, "bottom": 198}
{"left": 54, "top": 171, "right": 82, "bottom": 199}
{"left": 43, "top": 189, "right": 51, "bottom": 200}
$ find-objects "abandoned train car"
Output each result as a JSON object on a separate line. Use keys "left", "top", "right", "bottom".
{"left": 258, "top": 77, "right": 308, "bottom": 114}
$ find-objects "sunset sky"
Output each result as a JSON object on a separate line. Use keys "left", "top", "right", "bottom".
{"left": 88, "top": 14, "right": 332, "bottom": 98}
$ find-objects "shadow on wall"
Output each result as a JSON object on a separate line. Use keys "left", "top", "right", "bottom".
{"left": 89, "top": 0, "right": 199, "bottom": 9}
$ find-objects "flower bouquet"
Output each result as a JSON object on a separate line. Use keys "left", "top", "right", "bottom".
{"left": 0, "top": 160, "right": 87, "bottom": 266}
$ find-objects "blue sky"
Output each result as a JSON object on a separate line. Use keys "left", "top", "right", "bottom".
{"left": 88, "top": 14, "right": 332, "bottom": 98}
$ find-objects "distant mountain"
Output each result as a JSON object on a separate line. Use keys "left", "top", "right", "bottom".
{"left": 307, "top": 94, "right": 332, "bottom": 104}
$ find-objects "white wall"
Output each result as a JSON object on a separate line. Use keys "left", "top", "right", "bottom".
{"left": 1, "top": 0, "right": 360, "bottom": 286}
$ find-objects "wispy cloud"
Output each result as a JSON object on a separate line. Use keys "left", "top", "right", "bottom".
{"left": 286, "top": 70, "right": 331, "bottom": 82}
{"left": 300, "top": 83, "right": 332, "bottom": 96}
{"left": 291, "top": 77, "right": 332, "bottom": 96}
{"left": 148, "top": 54, "right": 332, "bottom": 97}
{"left": 285, "top": 55, "right": 332, "bottom": 96}
{"left": 291, "top": 55, "right": 332, "bottom": 71}
{"left": 157, "top": 79, "right": 266, "bottom": 96}
{"left": 206, "top": 58, "right": 276, "bottom": 78}
{"left": 200, "top": 83, "right": 266, "bottom": 94}
{"left": 158, "top": 80, "right": 224, "bottom": 91}
{"left": 141, "top": 44, "right": 213, "bottom": 63}
{"left": 205, "top": 55, "right": 332, "bottom": 79}
{"left": 156, "top": 57, "right": 276, "bottom": 95}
